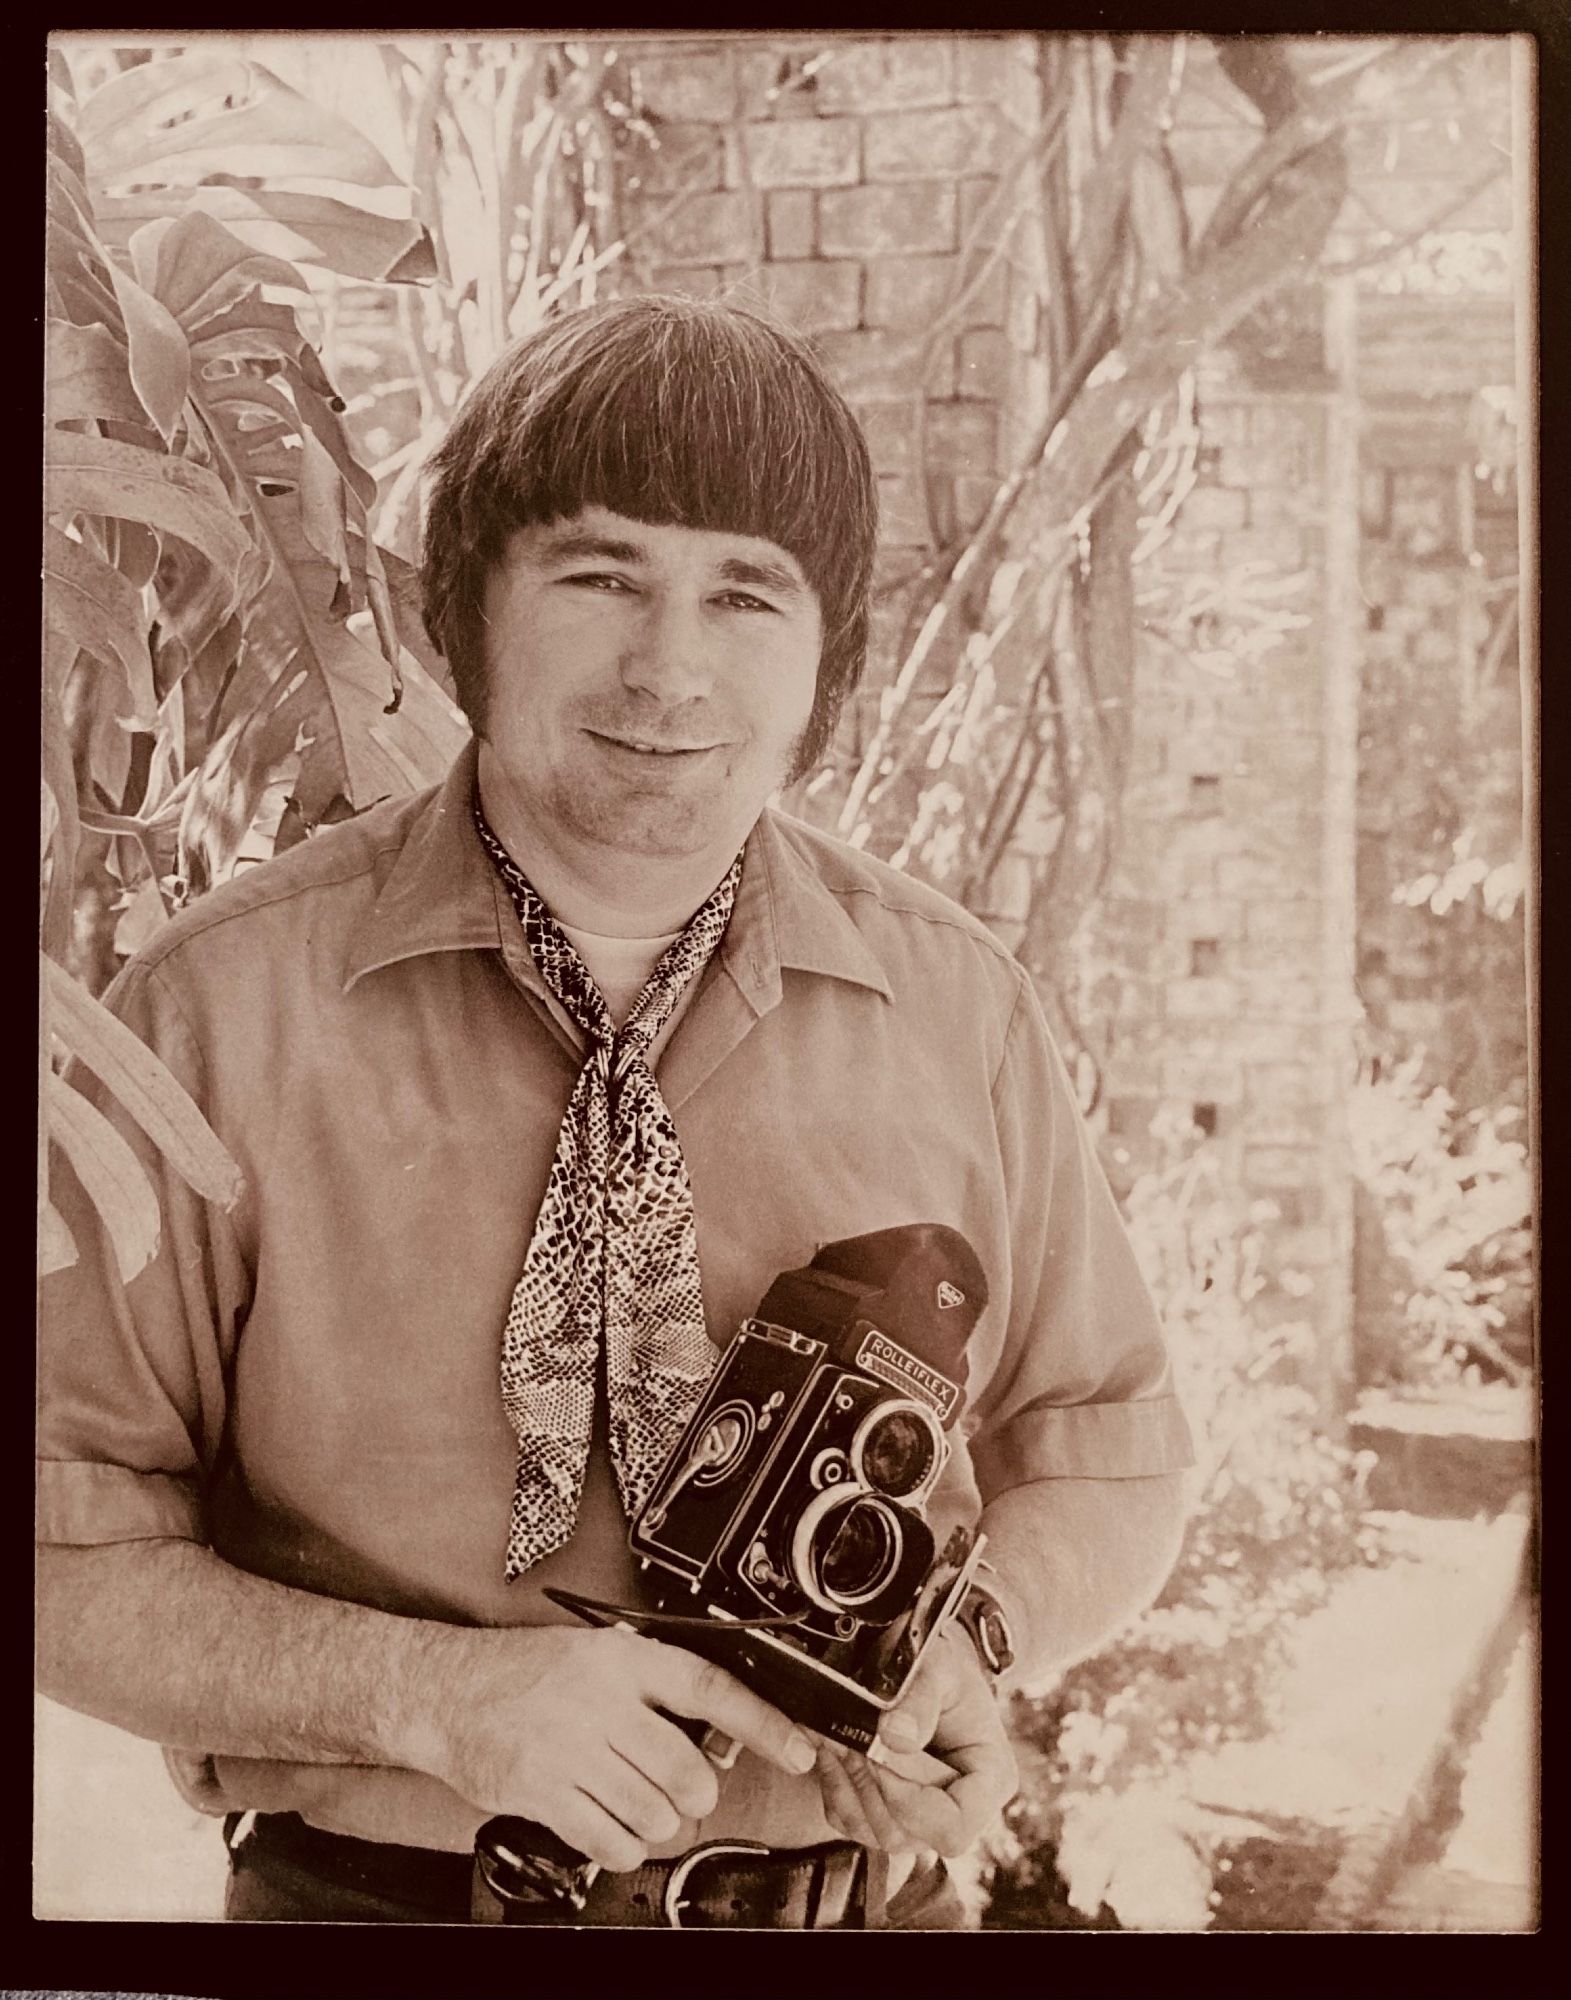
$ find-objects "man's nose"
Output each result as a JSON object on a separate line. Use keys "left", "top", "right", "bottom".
{"left": 618, "top": 593, "right": 717, "bottom": 705}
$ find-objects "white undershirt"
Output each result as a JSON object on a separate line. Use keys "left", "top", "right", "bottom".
{"left": 558, "top": 921, "right": 684, "bottom": 1029}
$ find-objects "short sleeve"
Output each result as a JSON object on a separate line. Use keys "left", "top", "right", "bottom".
{"left": 966, "top": 970, "right": 1194, "bottom": 1501}
{"left": 37, "top": 958, "right": 251, "bottom": 1549}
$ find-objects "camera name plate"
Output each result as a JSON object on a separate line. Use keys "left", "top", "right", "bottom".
{"left": 853, "top": 1328, "right": 959, "bottom": 1421}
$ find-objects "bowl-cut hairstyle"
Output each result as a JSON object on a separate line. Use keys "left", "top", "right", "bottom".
{"left": 420, "top": 293, "right": 879, "bottom": 779}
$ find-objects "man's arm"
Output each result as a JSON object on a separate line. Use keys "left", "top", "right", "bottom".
{"left": 36, "top": 1538, "right": 818, "bottom": 1871}
{"left": 979, "top": 1470, "right": 1188, "bottom": 1685}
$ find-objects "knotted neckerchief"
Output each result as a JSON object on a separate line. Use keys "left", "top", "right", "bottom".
{"left": 473, "top": 797, "right": 743, "bottom": 1580}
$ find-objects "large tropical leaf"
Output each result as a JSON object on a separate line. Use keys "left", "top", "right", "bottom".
{"left": 46, "top": 954, "right": 243, "bottom": 1209}
{"left": 45, "top": 434, "right": 252, "bottom": 579}
{"left": 47, "top": 1072, "right": 164, "bottom": 1284}
{"left": 79, "top": 48, "right": 406, "bottom": 191}
{"left": 46, "top": 320, "right": 148, "bottom": 429}
{"left": 43, "top": 525, "right": 157, "bottom": 722}
{"left": 103, "top": 185, "right": 438, "bottom": 286}
{"left": 222, "top": 497, "right": 467, "bottom": 820}
{"left": 79, "top": 48, "right": 435, "bottom": 289}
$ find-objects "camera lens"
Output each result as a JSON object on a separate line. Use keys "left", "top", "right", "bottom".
{"left": 852, "top": 1401, "right": 944, "bottom": 1499}
{"left": 818, "top": 1498, "right": 900, "bottom": 1604}
{"left": 790, "top": 1487, "right": 937, "bottom": 1625}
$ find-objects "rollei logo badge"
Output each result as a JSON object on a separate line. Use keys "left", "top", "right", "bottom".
{"left": 936, "top": 1281, "right": 965, "bottom": 1310}
{"left": 855, "top": 1330, "right": 959, "bottom": 1421}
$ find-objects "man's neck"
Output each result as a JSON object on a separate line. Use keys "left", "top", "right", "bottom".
{"left": 475, "top": 744, "right": 746, "bottom": 937}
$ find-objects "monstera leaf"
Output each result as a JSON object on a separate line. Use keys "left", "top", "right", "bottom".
{"left": 79, "top": 46, "right": 437, "bottom": 286}
{"left": 43, "top": 952, "right": 245, "bottom": 1282}
{"left": 42, "top": 47, "right": 451, "bottom": 1283}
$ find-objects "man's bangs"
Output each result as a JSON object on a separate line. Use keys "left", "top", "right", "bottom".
{"left": 510, "top": 321, "right": 857, "bottom": 581}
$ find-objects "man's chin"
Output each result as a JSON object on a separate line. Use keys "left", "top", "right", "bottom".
{"left": 566, "top": 794, "right": 742, "bottom": 865}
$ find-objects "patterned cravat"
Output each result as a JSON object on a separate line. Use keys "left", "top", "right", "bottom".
{"left": 474, "top": 797, "right": 743, "bottom": 1580}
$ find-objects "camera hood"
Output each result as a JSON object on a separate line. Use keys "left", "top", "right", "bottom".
{"left": 752, "top": 1223, "right": 986, "bottom": 1427}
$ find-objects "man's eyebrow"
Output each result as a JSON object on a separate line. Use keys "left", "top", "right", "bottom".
{"left": 538, "top": 530, "right": 650, "bottom": 566}
{"left": 716, "top": 555, "right": 807, "bottom": 597}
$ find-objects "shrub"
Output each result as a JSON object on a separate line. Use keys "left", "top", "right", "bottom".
{"left": 1349, "top": 1056, "right": 1532, "bottom": 1386}
{"left": 979, "top": 1108, "right": 1379, "bottom": 1929}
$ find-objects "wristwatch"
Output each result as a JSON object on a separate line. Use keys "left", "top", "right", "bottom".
{"left": 956, "top": 1577, "right": 1016, "bottom": 1683}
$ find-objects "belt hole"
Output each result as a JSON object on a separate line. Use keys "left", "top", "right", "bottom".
{"left": 632, "top": 1891, "right": 650, "bottom": 1908}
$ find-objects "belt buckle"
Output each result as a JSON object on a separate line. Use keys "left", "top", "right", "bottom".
{"left": 663, "top": 1839, "right": 770, "bottom": 1928}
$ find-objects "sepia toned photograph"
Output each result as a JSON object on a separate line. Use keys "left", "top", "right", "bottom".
{"left": 37, "top": 28, "right": 1537, "bottom": 1938}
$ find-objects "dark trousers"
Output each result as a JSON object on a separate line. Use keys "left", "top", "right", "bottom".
{"left": 223, "top": 1814, "right": 968, "bottom": 1928}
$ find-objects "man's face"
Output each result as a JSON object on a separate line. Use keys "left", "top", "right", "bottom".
{"left": 479, "top": 506, "right": 823, "bottom": 876}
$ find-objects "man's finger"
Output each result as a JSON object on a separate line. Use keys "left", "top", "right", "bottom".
{"left": 814, "top": 1742, "right": 876, "bottom": 1846}
{"left": 877, "top": 1632, "right": 965, "bottom": 1752}
{"left": 838, "top": 1746, "right": 923, "bottom": 1852}
{"left": 552, "top": 1789, "right": 650, "bottom": 1874}
{"left": 585, "top": 1748, "right": 684, "bottom": 1847}
{"left": 648, "top": 1644, "right": 816, "bottom": 1777}
{"left": 611, "top": 1707, "right": 723, "bottom": 1823}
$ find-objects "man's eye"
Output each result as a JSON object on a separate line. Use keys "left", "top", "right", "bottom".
{"left": 716, "top": 591, "right": 776, "bottom": 613}
{"left": 563, "top": 572, "right": 633, "bottom": 593}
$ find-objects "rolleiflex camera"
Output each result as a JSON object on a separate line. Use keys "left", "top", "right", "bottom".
{"left": 621, "top": 1222, "right": 989, "bottom": 1750}
{"left": 473, "top": 1224, "right": 990, "bottom": 1921}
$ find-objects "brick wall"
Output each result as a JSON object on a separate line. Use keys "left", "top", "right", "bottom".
{"left": 1089, "top": 385, "right": 1344, "bottom": 1342}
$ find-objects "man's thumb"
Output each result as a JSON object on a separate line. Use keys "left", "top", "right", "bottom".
{"left": 880, "top": 1709, "right": 924, "bottom": 1752}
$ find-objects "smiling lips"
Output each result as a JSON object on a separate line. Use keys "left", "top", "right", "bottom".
{"left": 591, "top": 730, "right": 722, "bottom": 757}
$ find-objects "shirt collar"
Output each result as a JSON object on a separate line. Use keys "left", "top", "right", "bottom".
{"left": 342, "top": 738, "right": 508, "bottom": 991}
{"left": 719, "top": 808, "right": 894, "bottom": 1012}
{"left": 343, "top": 742, "right": 893, "bottom": 1009}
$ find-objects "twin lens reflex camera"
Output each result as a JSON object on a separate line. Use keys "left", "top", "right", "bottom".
{"left": 565, "top": 1221, "right": 990, "bottom": 1751}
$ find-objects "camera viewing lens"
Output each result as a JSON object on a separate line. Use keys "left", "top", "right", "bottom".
{"left": 854, "top": 1404, "right": 942, "bottom": 1499}
{"left": 817, "top": 1497, "right": 900, "bottom": 1604}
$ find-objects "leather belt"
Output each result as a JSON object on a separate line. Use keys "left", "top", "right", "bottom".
{"left": 230, "top": 1812, "right": 875, "bottom": 1928}
{"left": 474, "top": 1833, "right": 875, "bottom": 1928}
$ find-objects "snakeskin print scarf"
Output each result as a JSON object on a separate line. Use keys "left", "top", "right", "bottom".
{"left": 474, "top": 795, "right": 743, "bottom": 1580}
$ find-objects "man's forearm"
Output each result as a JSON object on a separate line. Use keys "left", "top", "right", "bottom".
{"left": 978, "top": 1472, "right": 1188, "bottom": 1687}
{"left": 35, "top": 1539, "right": 465, "bottom": 1775}
{"left": 36, "top": 1534, "right": 826, "bottom": 1871}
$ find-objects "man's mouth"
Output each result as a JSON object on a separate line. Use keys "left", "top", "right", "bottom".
{"left": 588, "top": 731, "right": 722, "bottom": 758}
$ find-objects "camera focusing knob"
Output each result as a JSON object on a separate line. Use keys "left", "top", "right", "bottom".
{"left": 641, "top": 1410, "right": 749, "bottom": 1531}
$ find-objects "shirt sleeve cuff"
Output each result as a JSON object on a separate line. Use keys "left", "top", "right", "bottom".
{"left": 36, "top": 1459, "right": 206, "bottom": 1547}
{"left": 970, "top": 1393, "right": 1196, "bottom": 1496}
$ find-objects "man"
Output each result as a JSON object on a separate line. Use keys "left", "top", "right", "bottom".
{"left": 37, "top": 296, "right": 1194, "bottom": 1928}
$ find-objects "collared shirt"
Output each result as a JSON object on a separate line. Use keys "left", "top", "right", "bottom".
{"left": 38, "top": 740, "right": 1193, "bottom": 1856}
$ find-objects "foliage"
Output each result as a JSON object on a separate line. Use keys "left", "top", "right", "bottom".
{"left": 1349, "top": 1057, "right": 1532, "bottom": 1385}
{"left": 783, "top": 34, "right": 1363, "bottom": 1089}
{"left": 1357, "top": 369, "right": 1526, "bottom": 1121}
{"left": 980, "top": 1110, "right": 1379, "bottom": 1929}
{"left": 43, "top": 43, "right": 467, "bottom": 1279}
{"left": 258, "top": 38, "right": 635, "bottom": 564}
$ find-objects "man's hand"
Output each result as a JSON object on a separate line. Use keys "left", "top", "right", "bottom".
{"left": 812, "top": 1630, "right": 1018, "bottom": 1858}
{"left": 427, "top": 1624, "right": 817, "bottom": 1871}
